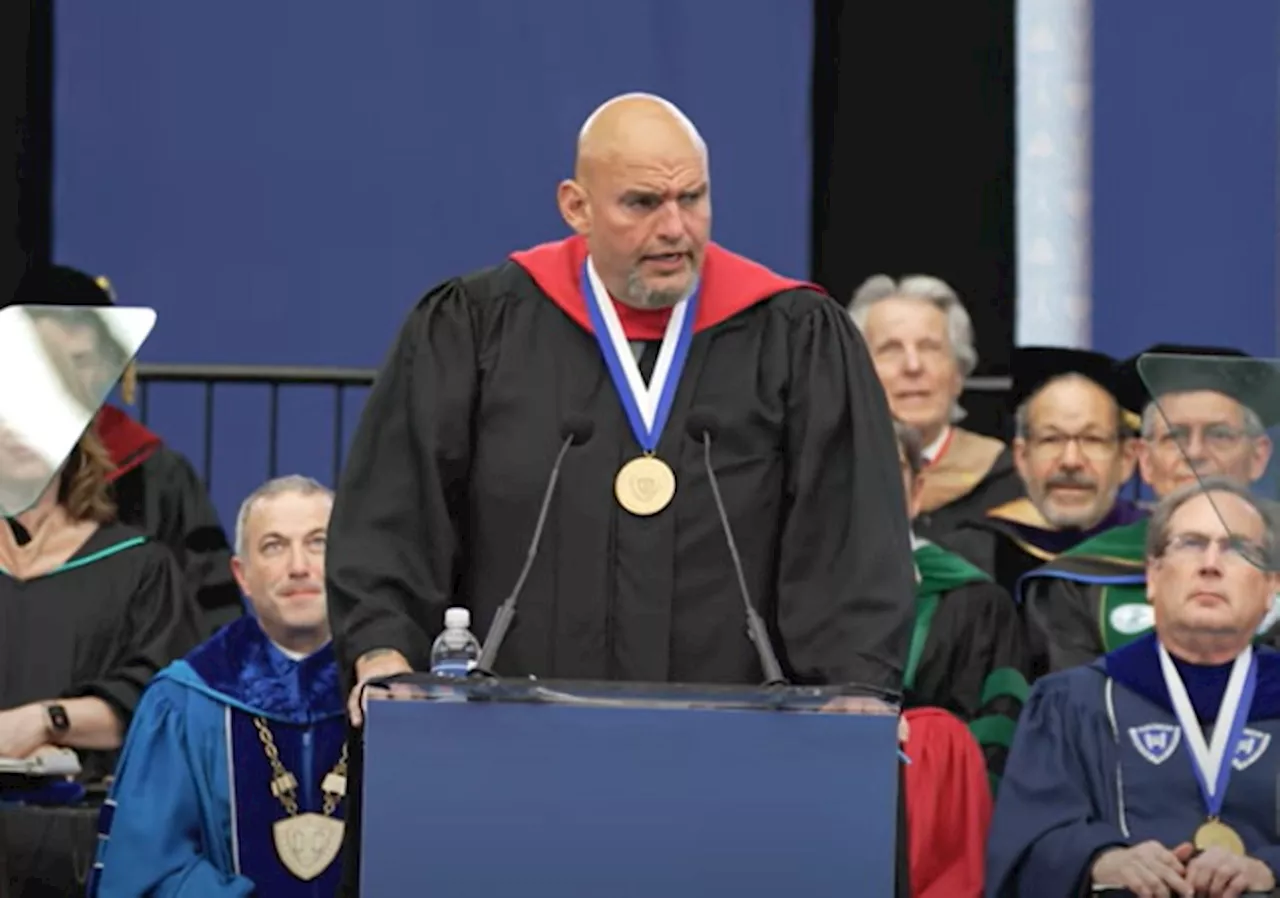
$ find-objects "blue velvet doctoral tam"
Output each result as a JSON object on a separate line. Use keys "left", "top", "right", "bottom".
{"left": 88, "top": 616, "right": 347, "bottom": 898}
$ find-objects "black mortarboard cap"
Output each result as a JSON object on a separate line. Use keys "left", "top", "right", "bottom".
{"left": 1010, "top": 346, "right": 1141, "bottom": 428}
{"left": 8, "top": 265, "right": 115, "bottom": 309}
{"left": 1121, "top": 343, "right": 1280, "bottom": 428}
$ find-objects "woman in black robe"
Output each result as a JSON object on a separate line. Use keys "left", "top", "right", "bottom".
{"left": 0, "top": 425, "right": 202, "bottom": 897}
{"left": 10, "top": 265, "right": 243, "bottom": 638}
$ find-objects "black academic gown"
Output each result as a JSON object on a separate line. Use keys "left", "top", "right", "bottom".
{"left": 327, "top": 237, "right": 915, "bottom": 688}
{"left": 0, "top": 522, "right": 202, "bottom": 897}
{"left": 1019, "top": 519, "right": 1167, "bottom": 680}
{"left": 97, "top": 406, "right": 242, "bottom": 638}
{"left": 941, "top": 498, "right": 1149, "bottom": 598}
{"left": 1022, "top": 520, "right": 1280, "bottom": 684}
{"left": 907, "top": 541, "right": 1030, "bottom": 788}
{"left": 326, "top": 236, "right": 917, "bottom": 895}
{"left": 912, "top": 434, "right": 1023, "bottom": 544}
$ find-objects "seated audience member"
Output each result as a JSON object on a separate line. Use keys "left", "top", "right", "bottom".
{"left": 11, "top": 264, "right": 243, "bottom": 637}
{"left": 90, "top": 475, "right": 343, "bottom": 897}
{"left": 848, "top": 274, "right": 1021, "bottom": 542}
{"left": 894, "top": 423, "right": 1030, "bottom": 789}
{"left": 987, "top": 478, "right": 1280, "bottom": 897}
{"left": 943, "top": 347, "right": 1144, "bottom": 595}
{"left": 1020, "top": 345, "right": 1280, "bottom": 676}
{"left": 0, "top": 424, "right": 201, "bottom": 893}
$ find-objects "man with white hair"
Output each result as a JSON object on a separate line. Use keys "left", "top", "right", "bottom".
{"left": 1021, "top": 345, "right": 1280, "bottom": 677}
{"left": 848, "top": 274, "right": 1022, "bottom": 543}
{"left": 327, "top": 92, "right": 915, "bottom": 894}
{"left": 89, "top": 475, "right": 344, "bottom": 897}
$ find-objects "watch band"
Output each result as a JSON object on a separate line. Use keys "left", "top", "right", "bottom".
{"left": 45, "top": 703, "right": 70, "bottom": 733}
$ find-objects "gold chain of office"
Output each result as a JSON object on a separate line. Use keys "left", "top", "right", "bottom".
{"left": 252, "top": 716, "right": 349, "bottom": 881}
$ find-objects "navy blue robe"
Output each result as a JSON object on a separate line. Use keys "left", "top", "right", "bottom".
{"left": 987, "top": 633, "right": 1280, "bottom": 897}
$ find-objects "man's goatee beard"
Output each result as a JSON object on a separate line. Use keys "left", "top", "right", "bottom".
{"left": 624, "top": 268, "right": 696, "bottom": 310}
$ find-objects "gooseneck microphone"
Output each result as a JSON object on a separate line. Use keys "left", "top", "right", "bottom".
{"left": 685, "top": 410, "right": 789, "bottom": 688}
{"left": 472, "top": 414, "right": 595, "bottom": 676}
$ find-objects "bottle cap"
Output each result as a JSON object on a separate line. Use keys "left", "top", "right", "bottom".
{"left": 444, "top": 607, "right": 471, "bottom": 630}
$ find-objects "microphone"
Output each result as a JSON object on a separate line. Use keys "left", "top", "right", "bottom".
{"left": 685, "top": 410, "right": 789, "bottom": 688}
{"left": 472, "top": 414, "right": 595, "bottom": 676}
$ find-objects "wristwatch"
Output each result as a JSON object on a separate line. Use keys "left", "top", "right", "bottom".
{"left": 45, "top": 703, "right": 70, "bottom": 734}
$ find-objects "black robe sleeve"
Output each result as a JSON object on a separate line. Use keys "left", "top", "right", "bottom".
{"left": 144, "top": 447, "right": 241, "bottom": 636}
{"left": 1022, "top": 577, "right": 1106, "bottom": 678}
{"left": 325, "top": 282, "right": 477, "bottom": 683}
{"left": 774, "top": 297, "right": 915, "bottom": 692}
{"left": 910, "top": 581, "right": 1031, "bottom": 784}
{"left": 913, "top": 447, "right": 1024, "bottom": 543}
{"left": 63, "top": 543, "right": 201, "bottom": 725}
{"left": 934, "top": 524, "right": 999, "bottom": 578}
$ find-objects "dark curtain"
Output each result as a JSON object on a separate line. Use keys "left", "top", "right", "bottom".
{"left": 811, "top": 0, "right": 1016, "bottom": 440}
{"left": 3, "top": 0, "right": 52, "bottom": 303}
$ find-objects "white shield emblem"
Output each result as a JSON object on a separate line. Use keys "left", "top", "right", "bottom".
{"left": 1232, "top": 727, "right": 1271, "bottom": 771}
{"left": 1129, "top": 723, "right": 1181, "bottom": 765}
{"left": 1110, "top": 603, "right": 1155, "bottom": 635}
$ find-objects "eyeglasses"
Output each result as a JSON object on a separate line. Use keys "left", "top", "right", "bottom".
{"left": 1025, "top": 433, "right": 1121, "bottom": 460}
{"left": 1162, "top": 532, "right": 1270, "bottom": 568}
{"left": 1153, "top": 424, "right": 1248, "bottom": 455}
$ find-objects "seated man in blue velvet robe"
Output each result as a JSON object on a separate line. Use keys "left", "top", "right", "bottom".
{"left": 987, "top": 477, "right": 1280, "bottom": 897}
{"left": 88, "top": 475, "right": 342, "bottom": 897}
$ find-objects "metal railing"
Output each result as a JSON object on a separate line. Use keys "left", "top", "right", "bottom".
{"left": 135, "top": 363, "right": 377, "bottom": 487}
{"left": 133, "top": 363, "right": 1013, "bottom": 488}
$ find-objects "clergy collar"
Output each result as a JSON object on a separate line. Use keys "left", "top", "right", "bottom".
{"left": 921, "top": 425, "right": 952, "bottom": 464}
{"left": 1101, "top": 631, "right": 1280, "bottom": 721}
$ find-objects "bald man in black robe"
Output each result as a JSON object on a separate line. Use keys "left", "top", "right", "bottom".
{"left": 326, "top": 93, "right": 916, "bottom": 895}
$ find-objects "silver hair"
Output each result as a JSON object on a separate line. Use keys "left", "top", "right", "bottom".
{"left": 233, "top": 474, "right": 333, "bottom": 557}
{"left": 847, "top": 274, "right": 978, "bottom": 424}
{"left": 1145, "top": 475, "right": 1278, "bottom": 567}
{"left": 1140, "top": 399, "right": 1266, "bottom": 440}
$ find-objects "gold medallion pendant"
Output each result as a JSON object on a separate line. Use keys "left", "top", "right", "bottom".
{"left": 273, "top": 813, "right": 345, "bottom": 881}
{"left": 1193, "top": 818, "right": 1246, "bottom": 855}
{"left": 253, "top": 715, "right": 349, "bottom": 882}
{"left": 615, "top": 456, "right": 676, "bottom": 516}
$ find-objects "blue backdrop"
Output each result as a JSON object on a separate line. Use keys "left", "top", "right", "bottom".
{"left": 52, "top": 1, "right": 814, "bottom": 535}
{"left": 1091, "top": 1, "right": 1280, "bottom": 362}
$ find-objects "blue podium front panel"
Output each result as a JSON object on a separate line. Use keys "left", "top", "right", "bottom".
{"left": 362, "top": 684, "right": 898, "bottom": 897}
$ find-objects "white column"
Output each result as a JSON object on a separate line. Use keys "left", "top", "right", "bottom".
{"left": 1015, "top": 0, "right": 1093, "bottom": 347}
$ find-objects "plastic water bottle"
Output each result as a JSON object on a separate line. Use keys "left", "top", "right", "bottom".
{"left": 430, "top": 607, "right": 481, "bottom": 677}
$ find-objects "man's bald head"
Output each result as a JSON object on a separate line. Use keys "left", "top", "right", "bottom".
{"left": 558, "top": 93, "right": 712, "bottom": 310}
{"left": 574, "top": 93, "right": 709, "bottom": 182}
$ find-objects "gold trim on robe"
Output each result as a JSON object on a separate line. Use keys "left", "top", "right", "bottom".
{"left": 984, "top": 497, "right": 1053, "bottom": 531}
{"left": 981, "top": 497, "right": 1062, "bottom": 562}
{"left": 917, "top": 428, "right": 1009, "bottom": 514}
